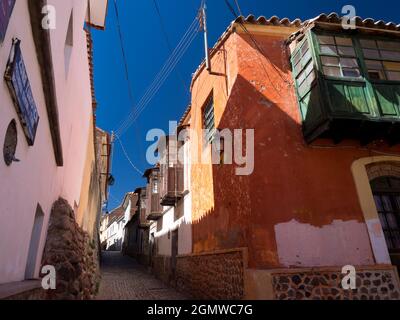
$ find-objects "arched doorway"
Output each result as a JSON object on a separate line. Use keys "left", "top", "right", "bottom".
{"left": 25, "top": 204, "right": 44, "bottom": 279}
{"left": 370, "top": 176, "right": 400, "bottom": 271}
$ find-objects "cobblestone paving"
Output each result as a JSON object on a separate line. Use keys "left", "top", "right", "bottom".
{"left": 96, "top": 251, "right": 188, "bottom": 300}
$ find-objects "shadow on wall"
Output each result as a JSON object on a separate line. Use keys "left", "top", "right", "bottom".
{"left": 190, "top": 70, "right": 400, "bottom": 270}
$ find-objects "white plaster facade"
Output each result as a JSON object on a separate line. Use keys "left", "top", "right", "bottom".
{"left": 106, "top": 216, "right": 125, "bottom": 251}
{"left": 154, "top": 134, "right": 192, "bottom": 256}
{"left": 0, "top": 0, "right": 107, "bottom": 284}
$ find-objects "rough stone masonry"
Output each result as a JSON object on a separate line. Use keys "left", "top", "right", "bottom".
{"left": 40, "top": 198, "right": 100, "bottom": 300}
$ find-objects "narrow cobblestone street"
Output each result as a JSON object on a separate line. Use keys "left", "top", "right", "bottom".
{"left": 96, "top": 251, "right": 188, "bottom": 300}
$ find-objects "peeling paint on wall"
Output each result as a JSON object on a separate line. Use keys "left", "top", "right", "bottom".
{"left": 275, "top": 219, "right": 375, "bottom": 267}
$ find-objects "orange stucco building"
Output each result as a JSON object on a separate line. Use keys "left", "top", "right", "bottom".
{"left": 176, "top": 14, "right": 400, "bottom": 299}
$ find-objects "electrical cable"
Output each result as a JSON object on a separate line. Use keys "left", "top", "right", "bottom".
{"left": 113, "top": 0, "right": 145, "bottom": 166}
{"left": 115, "top": 18, "right": 199, "bottom": 135}
{"left": 115, "top": 134, "right": 145, "bottom": 176}
{"left": 115, "top": 21, "right": 200, "bottom": 137}
{"left": 115, "top": 17, "right": 198, "bottom": 134}
{"left": 151, "top": 0, "right": 190, "bottom": 95}
{"left": 233, "top": 0, "right": 243, "bottom": 16}
{"left": 223, "top": 0, "right": 292, "bottom": 94}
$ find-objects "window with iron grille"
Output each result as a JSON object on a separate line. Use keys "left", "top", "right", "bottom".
{"left": 203, "top": 95, "right": 215, "bottom": 143}
{"left": 371, "top": 176, "right": 400, "bottom": 252}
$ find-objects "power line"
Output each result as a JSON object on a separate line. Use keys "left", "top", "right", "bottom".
{"left": 151, "top": 0, "right": 190, "bottom": 95}
{"left": 115, "top": 17, "right": 199, "bottom": 136}
{"left": 233, "top": 0, "right": 243, "bottom": 17}
{"left": 114, "top": 17, "right": 200, "bottom": 137}
{"left": 113, "top": 0, "right": 135, "bottom": 108}
{"left": 116, "top": 28, "right": 199, "bottom": 137}
{"left": 108, "top": 192, "right": 122, "bottom": 206}
{"left": 223, "top": 0, "right": 292, "bottom": 93}
{"left": 113, "top": 0, "right": 145, "bottom": 166}
{"left": 223, "top": 0, "right": 238, "bottom": 17}
{"left": 115, "top": 134, "right": 144, "bottom": 176}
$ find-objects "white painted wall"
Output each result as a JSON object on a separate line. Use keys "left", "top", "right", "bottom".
{"left": 121, "top": 199, "right": 131, "bottom": 248}
{"left": 0, "top": 0, "right": 104, "bottom": 284}
{"left": 274, "top": 219, "right": 375, "bottom": 267}
{"left": 106, "top": 217, "right": 125, "bottom": 250}
{"left": 155, "top": 193, "right": 192, "bottom": 256}
{"left": 154, "top": 134, "right": 193, "bottom": 257}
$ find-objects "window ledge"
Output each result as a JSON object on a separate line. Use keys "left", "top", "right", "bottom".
{"left": 0, "top": 280, "right": 42, "bottom": 299}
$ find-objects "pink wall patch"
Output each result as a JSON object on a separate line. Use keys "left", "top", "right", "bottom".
{"left": 275, "top": 219, "right": 375, "bottom": 267}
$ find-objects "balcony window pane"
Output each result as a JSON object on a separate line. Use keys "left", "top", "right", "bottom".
{"left": 304, "top": 61, "right": 314, "bottom": 75}
{"left": 368, "top": 70, "right": 386, "bottom": 80}
{"left": 377, "top": 41, "right": 400, "bottom": 51}
{"left": 152, "top": 181, "right": 158, "bottom": 194}
{"left": 306, "top": 70, "right": 316, "bottom": 84}
{"left": 321, "top": 45, "right": 337, "bottom": 55}
{"left": 298, "top": 81, "right": 309, "bottom": 96}
{"left": 363, "top": 48, "right": 380, "bottom": 59}
{"left": 323, "top": 66, "right": 341, "bottom": 77}
{"left": 366, "top": 59, "right": 384, "bottom": 69}
{"left": 321, "top": 56, "right": 339, "bottom": 66}
{"left": 380, "top": 50, "right": 400, "bottom": 61}
{"left": 335, "top": 37, "right": 352, "bottom": 46}
{"left": 383, "top": 61, "right": 400, "bottom": 71}
{"left": 342, "top": 68, "right": 360, "bottom": 77}
{"left": 303, "top": 49, "right": 312, "bottom": 63}
{"left": 293, "top": 62, "right": 303, "bottom": 75}
{"left": 340, "top": 58, "right": 358, "bottom": 68}
{"left": 360, "top": 39, "right": 377, "bottom": 49}
{"left": 386, "top": 71, "right": 400, "bottom": 81}
{"left": 337, "top": 46, "right": 356, "bottom": 56}
{"left": 318, "top": 35, "right": 335, "bottom": 45}
{"left": 301, "top": 41, "right": 309, "bottom": 55}
{"left": 297, "top": 69, "right": 306, "bottom": 85}
{"left": 293, "top": 51, "right": 301, "bottom": 66}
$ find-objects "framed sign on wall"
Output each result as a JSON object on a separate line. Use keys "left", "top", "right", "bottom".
{"left": 4, "top": 39, "right": 39, "bottom": 146}
{"left": 0, "top": 0, "right": 16, "bottom": 43}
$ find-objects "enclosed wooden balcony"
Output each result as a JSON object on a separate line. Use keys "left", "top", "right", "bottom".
{"left": 160, "top": 166, "right": 184, "bottom": 206}
{"left": 139, "top": 208, "right": 151, "bottom": 229}
{"left": 134, "top": 187, "right": 150, "bottom": 228}
{"left": 157, "top": 136, "right": 185, "bottom": 206}
{"left": 143, "top": 167, "right": 163, "bottom": 220}
{"left": 147, "top": 194, "right": 163, "bottom": 220}
{"left": 291, "top": 28, "right": 400, "bottom": 145}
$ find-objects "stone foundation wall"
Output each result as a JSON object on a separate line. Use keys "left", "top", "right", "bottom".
{"left": 272, "top": 266, "right": 400, "bottom": 300}
{"left": 175, "top": 248, "right": 247, "bottom": 300}
{"left": 40, "top": 198, "right": 100, "bottom": 300}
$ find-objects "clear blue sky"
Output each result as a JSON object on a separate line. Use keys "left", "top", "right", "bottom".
{"left": 91, "top": 0, "right": 399, "bottom": 211}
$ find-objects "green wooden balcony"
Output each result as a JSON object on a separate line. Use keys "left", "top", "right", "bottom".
{"left": 292, "top": 29, "right": 400, "bottom": 145}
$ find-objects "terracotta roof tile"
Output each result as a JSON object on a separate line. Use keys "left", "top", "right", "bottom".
{"left": 85, "top": 30, "right": 96, "bottom": 110}
{"left": 190, "top": 13, "right": 400, "bottom": 89}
